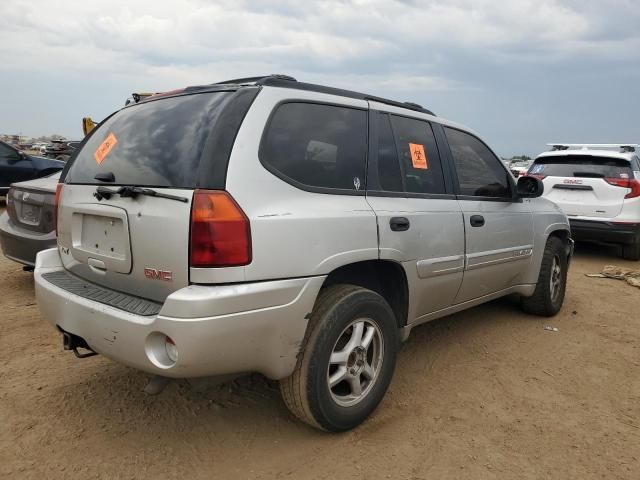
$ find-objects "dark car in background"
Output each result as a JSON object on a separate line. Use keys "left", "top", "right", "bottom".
{"left": 43, "top": 140, "right": 81, "bottom": 161}
{"left": 0, "top": 140, "right": 64, "bottom": 196}
{"left": 0, "top": 172, "right": 60, "bottom": 268}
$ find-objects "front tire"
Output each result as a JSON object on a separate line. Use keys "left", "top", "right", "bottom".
{"left": 521, "top": 236, "right": 568, "bottom": 316}
{"left": 280, "top": 284, "right": 398, "bottom": 431}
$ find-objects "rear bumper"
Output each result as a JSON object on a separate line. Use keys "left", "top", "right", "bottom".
{"left": 0, "top": 213, "right": 56, "bottom": 266}
{"left": 569, "top": 219, "right": 640, "bottom": 246}
{"left": 34, "top": 248, "right": 325, "bottom": 379}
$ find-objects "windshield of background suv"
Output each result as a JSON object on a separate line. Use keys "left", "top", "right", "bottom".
{"left": 65, "top": 91, "right": 234, "bottom": 187}
{"left": 529, "top": 155, "right": 632, "bottom": 179}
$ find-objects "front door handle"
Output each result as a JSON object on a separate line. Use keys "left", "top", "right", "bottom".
{"left": 390, "top": 217, "right": 410, "bottom": 232}
{"left": 470, "top": 215, "right": 485, "bottom": 227}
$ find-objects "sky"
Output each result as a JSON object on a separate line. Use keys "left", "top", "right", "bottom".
{"left": 1, "top": 0, "right": 639, "bottom": 157}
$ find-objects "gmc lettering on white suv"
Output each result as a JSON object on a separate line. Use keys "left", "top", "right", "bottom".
{"left": 34, "top": 75, "right": 573, "bottom": 431}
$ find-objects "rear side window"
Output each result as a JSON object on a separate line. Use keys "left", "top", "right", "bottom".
{"left": 445, "top": 127, "right": 511, "bottom": 198}
{"left": 375, "top": 114, "right": 446, "bottom": 195}
{"left": 530, "top": 156, "right": 632, "bottom": 179}
{"left": 65, "top": 92, "right": 234, "bottom": 187}
{"left": 260, "top": 102, "right": 367, "bottom": 191}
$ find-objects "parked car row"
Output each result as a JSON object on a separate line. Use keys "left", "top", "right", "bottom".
{"left": 0, "top": 140, "right": 64, "bottom": 196}
{"left": 41, "top": 140, "right": 81, "bottom": 161}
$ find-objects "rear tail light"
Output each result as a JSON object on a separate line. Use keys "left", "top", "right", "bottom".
{"left": 605, "top": 177, "right": 640, "bottom": 199}
{"left": 54, "top": 183, "right": 63, "bottom": 235}
{"left": 529, "top": 174, "right": 546, "bottom": 180}
{"left": 5, "top": 188, "right": 16, "bottom": 221}
{"left": 190, "top": 190, "right": 251, "bottom": 268}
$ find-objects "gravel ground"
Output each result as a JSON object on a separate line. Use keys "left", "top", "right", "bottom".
{"left": 0, "top": 203, "right": 638, "bottom": 479}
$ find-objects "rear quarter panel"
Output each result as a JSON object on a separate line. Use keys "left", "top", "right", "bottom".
{"left": 190, "top": 87, "right": 379, "bottom": 284}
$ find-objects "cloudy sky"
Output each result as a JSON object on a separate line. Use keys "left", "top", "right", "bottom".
{"left": 1, "top": 0, "right": 639, "bottom": 156}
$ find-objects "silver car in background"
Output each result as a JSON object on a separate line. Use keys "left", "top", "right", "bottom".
{"left": 1, "top": 172, "right": 60, "bottom": 268}
{"left": 34, "top": 75, "right": 573, "bottom": 431}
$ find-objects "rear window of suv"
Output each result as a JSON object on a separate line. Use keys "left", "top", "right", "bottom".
{"left": 530, "top": 155, "right": 632, "bottom": 179}
{"left": 65, "top": 92, "right": 235, "bottom": 187}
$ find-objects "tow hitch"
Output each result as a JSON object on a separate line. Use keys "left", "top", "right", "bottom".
{"left": 60, "top": 329, "right": 98, "bottom": 359}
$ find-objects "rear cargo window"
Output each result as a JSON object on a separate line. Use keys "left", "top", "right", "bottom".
{"left": 260, "top": 102, "right": 367, "bottom": 192}
{"left": 65, "top": 92, "right": 234, "bottom": 187}
{"left": 530, "top": 156, "right": 632, "bottom": 179}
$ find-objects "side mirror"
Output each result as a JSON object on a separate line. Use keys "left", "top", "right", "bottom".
{"left": 516, "top": 176, "right": 544, "bottom": 198}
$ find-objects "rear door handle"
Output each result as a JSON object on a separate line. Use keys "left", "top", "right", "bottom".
{"left": 470, "top": 215, "right": 485, "bottom": 227}
{"left": 390, "top": 217, "right": 410, "bottom": 232}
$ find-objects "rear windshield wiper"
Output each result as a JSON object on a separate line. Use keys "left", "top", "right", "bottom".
{"left": 94, "top": 185, "right": 188, "bottom": 203}
{"left": 573, "top": 171, "right": 605, "bottom": 178}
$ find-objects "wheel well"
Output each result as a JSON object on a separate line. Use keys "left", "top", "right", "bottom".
{"left": 548, "top": 229, "right": 572, "bottom": 258}
{"left": 321, "top": 260, "right": 409, "bottom": 328}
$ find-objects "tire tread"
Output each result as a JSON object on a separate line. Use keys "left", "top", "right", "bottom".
{"left": 521, "top": 236, "right": 566, "bottom": 317}
{"left": 280, "top": 284, "right": 362, "bottom": 430}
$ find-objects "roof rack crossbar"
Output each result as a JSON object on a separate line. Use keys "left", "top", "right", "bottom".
{"left": 547, "top": 143, "right": 638, "bottom": 152}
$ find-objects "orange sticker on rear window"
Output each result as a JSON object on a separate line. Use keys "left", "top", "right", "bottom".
{"left": 409, "top": 143, "right": 428, "bottom": 169}
{"left": 94, "top": 132, "right": 118, "bottom": 164}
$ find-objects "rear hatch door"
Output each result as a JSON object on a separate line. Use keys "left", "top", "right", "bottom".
{"left": 531, "top": 155, "right": 631, "bottom": 218}
{"left": 59, "top": 90, "right": 244, "bottom": 302}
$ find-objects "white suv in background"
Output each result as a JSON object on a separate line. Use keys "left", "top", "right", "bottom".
{"left": 529, "top": 144, "right": 640, "bottom": 260}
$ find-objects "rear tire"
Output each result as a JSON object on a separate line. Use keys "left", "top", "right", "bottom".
{"left": 280, "top": 284, "right": 398, "bottom": 432}
{"left": 622, "top": 242, "right": 640, "bottom": 261}
{"left": 521, "top": 236, "right": 568, "bottom": 316}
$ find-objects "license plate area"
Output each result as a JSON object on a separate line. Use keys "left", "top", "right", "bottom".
{"left": 70, "top": 205, "right": 132, "bottom": 274}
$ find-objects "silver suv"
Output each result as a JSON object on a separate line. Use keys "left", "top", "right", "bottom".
{"left": 34, "top": 75, "right": 573, "bottom": 431}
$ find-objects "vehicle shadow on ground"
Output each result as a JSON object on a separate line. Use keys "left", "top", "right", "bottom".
{"left": 34, "top": 294, "right": 530, "bottom": 442}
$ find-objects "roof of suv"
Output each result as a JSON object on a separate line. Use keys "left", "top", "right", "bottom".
{"left": 125, "top": 74, "right": 483, "bottom": 153}
{"left": 200, "top": 74, "right": 439, "bottom": 116}
{"left": 537, "top": 144, "right": 639, "bottom": 162}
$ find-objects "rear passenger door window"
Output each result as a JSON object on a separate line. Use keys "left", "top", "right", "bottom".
{"left": 375, "top": 114, "right": 446, "bottom": 195}
{"left": 260, "top": 102, "right": 367, "bottom": 192}
{"left": 444, "top": 127, "right": 512, "bottom": 198}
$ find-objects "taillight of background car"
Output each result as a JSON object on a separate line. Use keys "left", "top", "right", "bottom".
{"left": 54, "top": 183, "right": 63, "bottom": 235}
{"left": 605, "top": 176, "right": 640, "bottom": 199}
{"left": 6, "top": 188, "right": 17, "bottom": 222}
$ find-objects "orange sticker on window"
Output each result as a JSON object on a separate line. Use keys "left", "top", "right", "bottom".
{"left": 94, "top": 132, "right": 118, "bottom": 164}
{"left": 409, "top": 143, "right": 428, "bottom": 169}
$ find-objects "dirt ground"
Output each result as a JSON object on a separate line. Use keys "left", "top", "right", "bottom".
{"left": 0, "top": 203, "right": 638, "bottom": 480}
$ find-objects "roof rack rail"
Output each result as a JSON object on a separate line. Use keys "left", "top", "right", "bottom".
{"left": 547, "top": 143, "right": 639, "bottom": 152}
{"left": 214, "top": 74, "right": 297, "bottom": 85}
{"left": 207, "top": 74, "right": 436, "bottom": 116}
{"left": 257, "top": 77, "right": 436, "bottom": 116}
{"left": 403, "top": 101, "right": 424, "bottom": 110}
